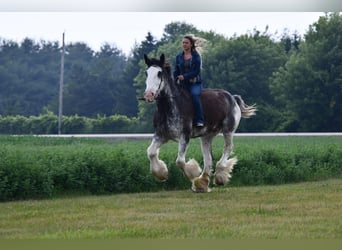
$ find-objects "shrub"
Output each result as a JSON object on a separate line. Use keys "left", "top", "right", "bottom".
{"left": 0, "top": 113, "right": 140, "bottom": 134}
{"left": 0, "top": 136, "right": 341, "bottom": 201}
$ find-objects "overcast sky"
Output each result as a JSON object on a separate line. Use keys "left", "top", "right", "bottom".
{"left": 0, "top": 12, "right": 325, "bottom": 55}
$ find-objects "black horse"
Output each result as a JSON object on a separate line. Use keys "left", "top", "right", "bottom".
{"left": 143, "top": 54, "right": 256, "bottom": 192}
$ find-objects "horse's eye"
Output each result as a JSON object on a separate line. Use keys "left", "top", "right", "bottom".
{"left": 157, "top": 71, "right": 162, "bottom": 78}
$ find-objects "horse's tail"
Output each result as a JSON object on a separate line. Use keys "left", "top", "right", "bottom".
{"left": 233, "top": 95, "right": 257, "bottom": 118}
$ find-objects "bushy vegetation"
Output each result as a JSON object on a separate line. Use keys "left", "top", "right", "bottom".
{"left": 229, "top": 137, "right": 342, "bottom": 186}
{"left": 0, "top": 136, "right": 341, "bottom": 201}
{"left": 0, "top": 112, "right": 140, "bottom": 134}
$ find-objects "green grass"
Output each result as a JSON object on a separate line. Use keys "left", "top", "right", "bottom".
{"left": 0, "top": 179, "right": 341, "bottom": 239}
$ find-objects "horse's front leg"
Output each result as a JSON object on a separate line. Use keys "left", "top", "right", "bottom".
{"left": 192, "top": 136, "right": 214, "bottom": 193}
{"left": 147, "top": 136, "right": 168, "bottom": 181}
{"left": 176, "top": 135, "right": 202, "bottom": 182}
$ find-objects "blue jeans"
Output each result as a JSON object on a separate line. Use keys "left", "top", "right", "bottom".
{"left": 185, "top": 83, "right": 204, "bottom": 125}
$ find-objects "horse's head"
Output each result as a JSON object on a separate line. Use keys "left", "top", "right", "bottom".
{"left": 143, "top": 54, "right": 166, "bottom": 102}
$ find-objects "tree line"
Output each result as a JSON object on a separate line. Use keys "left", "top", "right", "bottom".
{"left": 0, "top": 12, "right": 341, "bottom": 133}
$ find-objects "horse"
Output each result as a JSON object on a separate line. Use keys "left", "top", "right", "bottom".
{"left": 143, "top": 53, "right": 256, "bottom": 192}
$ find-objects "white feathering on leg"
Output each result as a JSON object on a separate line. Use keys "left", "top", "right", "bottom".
{"left": 151, "top": 159, "right": 168, "bottom": 182}
{"left": 214, "top": 157, "right": 238, "bottom": 186}
{"left": 183, "top": 158, "right": 202, "bottom": 181}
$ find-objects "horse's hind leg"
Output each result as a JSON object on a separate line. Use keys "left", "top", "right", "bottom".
{"left": 147, "top": 136, "right": 168, "bottom": 181}
{"left": 214, "top": 132, "right": 238, "bottom": 186}
{"left": 192, "top": 135, "right": 214, "bottom": 193}
{"left": 219, "top": 132, "right": 234, "bottom": 162}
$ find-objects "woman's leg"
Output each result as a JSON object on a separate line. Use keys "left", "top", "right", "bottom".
{"left": 190, "top": 84, "right": 204, "bottom": 125}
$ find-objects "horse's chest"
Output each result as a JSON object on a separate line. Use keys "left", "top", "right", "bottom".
{"left": 154, "top": 113, "right": 190, "bottom": 139}
{"left": 155, "top": 116, "right": 183, "bottom": 136}
{"left": 154, "top": 98, "right": 191, "bottom": 138}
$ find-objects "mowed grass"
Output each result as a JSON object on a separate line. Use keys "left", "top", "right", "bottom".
{"left": 0, "top": 179, "right": 341, "bottom": 239}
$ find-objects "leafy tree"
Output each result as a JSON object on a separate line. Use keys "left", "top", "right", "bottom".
{"left": 62, "top": 43, "right": 132, "bottom": 117}
{"left": 270, "top": 13, "right": 342, "bottom": 131}
{"left": 280, "top": 30, "right": 301, "bottom": 54}
{"left": 160, "top": 22, "right": 199, "bottom": 44}
{"left": 0, "top": 38, "right": 60, "bottom": 116}
{"left": 122, "top": 32, "right": 159, "bottom": 118}
{"left": 203, "top": 29, "right": 288, "bottom": 131}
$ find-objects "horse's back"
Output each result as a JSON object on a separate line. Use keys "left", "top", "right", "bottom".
{"left": 201, "top": 88, "right": 236, "bottom": 110}
{"left": 200, "top": 88, "right": 237, "bottom": 128}
{"left": 201, "top": 88, "right": 233, "bottom": 100}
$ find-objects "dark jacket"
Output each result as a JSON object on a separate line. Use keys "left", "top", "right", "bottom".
{"left": 173, "top": 50, "right": 202, "bottom": 84}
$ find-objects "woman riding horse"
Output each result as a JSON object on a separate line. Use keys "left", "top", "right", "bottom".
{"left": 144, "top": 53, "right": 256, "bottom": 192}
{"left": 174, "top": 35, "right": 204, "bottom": 127}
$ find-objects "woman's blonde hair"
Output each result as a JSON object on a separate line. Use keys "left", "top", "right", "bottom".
{"left": 183, "top": 34, "right": 207, "bottom": 69}
{"left": 183, "top": 34, "right": 207, "bottom": 55}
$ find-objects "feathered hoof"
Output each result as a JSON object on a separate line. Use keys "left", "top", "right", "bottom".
{"left": 214, "top": 157, "right": 237, "bottom": 186}
{"left": 151, "top": 160, "right": 168, "bottom": 182}
{"left": 183, "top": 159, "right": 202, "bottom": 181}
{"left": 191, "top": 173, "right": 211, "bottom": 193}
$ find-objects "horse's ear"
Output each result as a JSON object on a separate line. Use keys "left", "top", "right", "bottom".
{"left": 144, "top": 54, "right": 150, "bottom": 66}
{"left": 160, "top": 54, "right": 165, "bottom": 66}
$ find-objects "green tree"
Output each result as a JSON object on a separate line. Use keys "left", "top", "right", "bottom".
{"left": 270, "top": 13, "right": 342, "bottom": 131}
{"left": 204, "top": 29, "right": 288, "bottom": 131}
{"left": 63, "top": 43, "right": 131, "bottom": 117}
{"left": 121, "top": 32, "right": 159, "bottom": 119}
{"left": 160, "top": 22, "right": 199, "bottom": 44}
{"left": 0, "top": 38, "right": 60, "bottom": 116}
{"left": 280, "top": 30, "right": 301, "bottom": 54}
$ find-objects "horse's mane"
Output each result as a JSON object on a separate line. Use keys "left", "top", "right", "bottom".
{"left": 148, "top": 56, "right": 172, "bottom": 77}
{"left": 162, "top": 60, "right": 172, "bottom": 77}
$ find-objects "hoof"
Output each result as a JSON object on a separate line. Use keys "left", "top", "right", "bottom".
{"left": 191, "top": 173, "right": 211, "bottom": 193}
{"left": 153, "top": 173, "right": 168, "bottom": 182}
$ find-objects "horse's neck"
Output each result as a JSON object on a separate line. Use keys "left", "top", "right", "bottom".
{"left": 156, "top": 88, "right": 177, "bottom": 114}
{"left": 156, "top": 79, "right": 187, "bottom": 117}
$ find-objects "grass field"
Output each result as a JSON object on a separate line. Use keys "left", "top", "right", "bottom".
{"left": 0, "top": 179, "right": 341, "bottom": 239}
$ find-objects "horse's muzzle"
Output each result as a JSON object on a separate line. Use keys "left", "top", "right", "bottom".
{"left": 144, "top": 91, "right": 155, "bottom": 102}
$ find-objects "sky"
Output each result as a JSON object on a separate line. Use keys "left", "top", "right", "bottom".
{"left": 0, "top": 12, "right": 325, "bottom": 55}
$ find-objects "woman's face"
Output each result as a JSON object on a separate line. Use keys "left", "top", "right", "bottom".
{"left": 182, "top": 38, "right": 192, "bottom": 51}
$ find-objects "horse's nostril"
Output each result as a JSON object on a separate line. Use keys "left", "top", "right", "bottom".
{"left": 144, "top": 91, "right": 155, "bottom": 102}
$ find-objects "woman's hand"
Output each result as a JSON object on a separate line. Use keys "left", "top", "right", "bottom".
{"left": 177, "top": 75, "right": 185, "bottom": 81}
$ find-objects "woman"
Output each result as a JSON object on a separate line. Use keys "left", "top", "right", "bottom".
{"left": 173, "top": 35, "right": 204, "bottom": 127}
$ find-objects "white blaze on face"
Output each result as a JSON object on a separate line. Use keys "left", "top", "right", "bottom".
{"left": 144, "top": 66, "right": 162, "bottom": 102}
